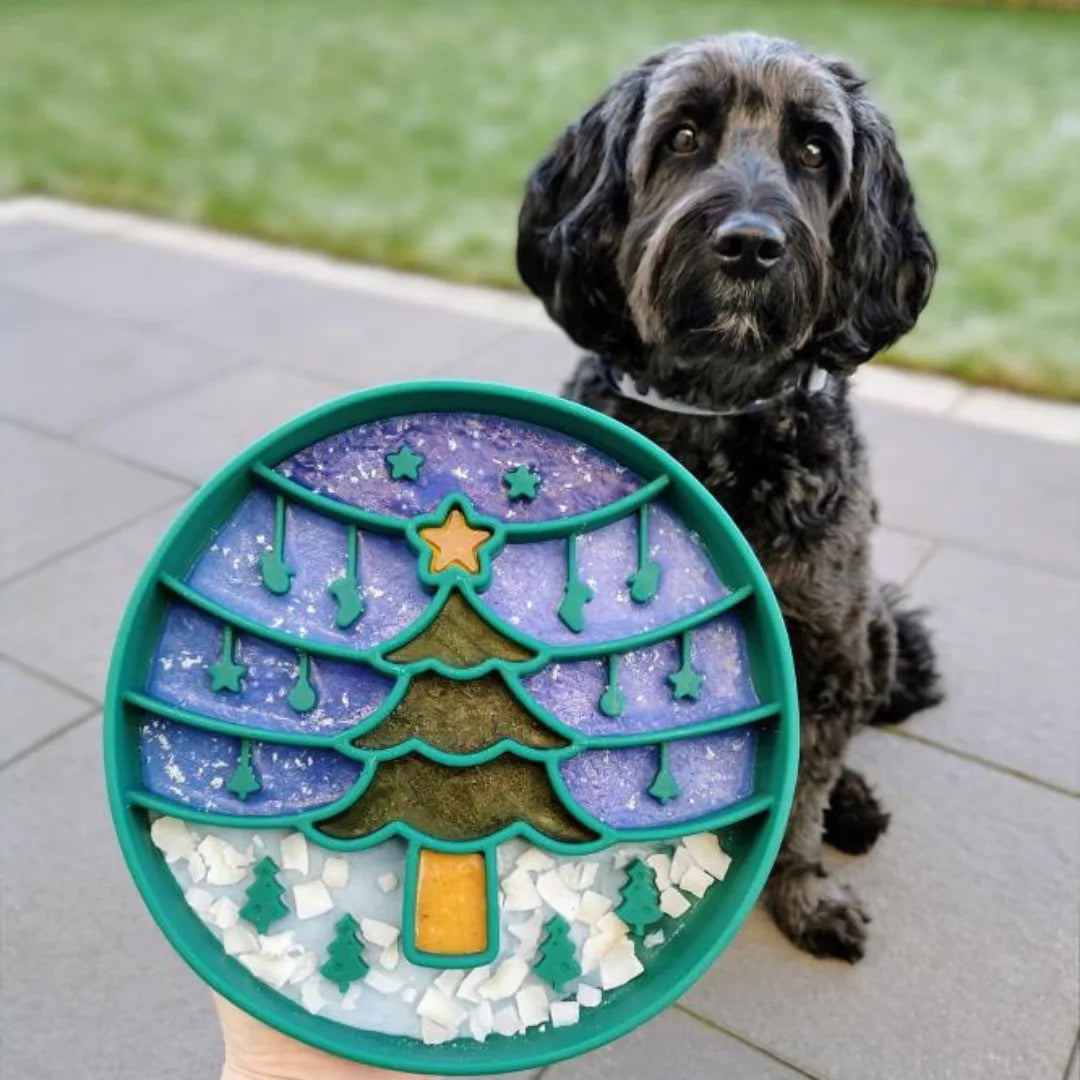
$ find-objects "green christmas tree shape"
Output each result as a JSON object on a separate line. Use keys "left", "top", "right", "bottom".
{"left": 320, "top": 914, "right": 369, "bottom": 992}
{"left": 615, "top": 858, "right": 663, "bottom": 936}
{"left": 240, "top": 856, "right": 290, "bottom": 934}
{"left": 532, "top": 914, "right": 581, "bottom": 992}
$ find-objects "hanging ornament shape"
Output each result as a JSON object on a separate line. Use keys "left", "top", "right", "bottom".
{"left": 627, "top": 504, "right": 661, "bottom": 604}
{"left": 557, "top": 534, "right": 594, "bottom": 633}
{"left": 668, "top": 631, "right": 704, "bottom": 701}
{"left": 226, "top": 738, "right": 261, "bottom": 800}
{"left": 598, "top": 654, "right": 625, "bottom": 718}
{"left": 327, "top": 523, "right": 365, "bottom": 629}
{"left": 288, "top": 651, "right": 318, "bottom": 713}
{"left": 206, "top": 624, "right": 247, "bottom": 693}
{"left": 647, "top": 743, "right": 680, "bottom": 804}
{"left": 259, "top": 494, "right": 294, "bottom": 596}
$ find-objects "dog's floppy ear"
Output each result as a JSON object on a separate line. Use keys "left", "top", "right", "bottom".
{"left": 517, "top": 59, "right": 661, "bottom": 356}
{"left": 810, "top": 62, "right": 936, "bottom": 372}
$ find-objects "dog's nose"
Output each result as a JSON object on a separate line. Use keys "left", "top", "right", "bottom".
{"left": 713, "top": 214, "right": 787, "bottom": 278}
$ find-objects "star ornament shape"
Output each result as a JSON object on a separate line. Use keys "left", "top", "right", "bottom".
{"left": 503, "top": 464, "right": 541, "bottom": 502}
{"left": 668, "top": 662, "right": 703, "bottom": 701}
{"left": 419, "top": 508, "right": 494, "bottom": 575}
{"left": 385, "top": 444, "right": 424, "bottom": 481}
{"left": 207, "top": 656, "right": 247, "bottom": 693}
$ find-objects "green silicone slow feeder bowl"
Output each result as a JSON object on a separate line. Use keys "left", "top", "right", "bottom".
{"left": 104, "top": 381, "right": 798, "bottom": 1074}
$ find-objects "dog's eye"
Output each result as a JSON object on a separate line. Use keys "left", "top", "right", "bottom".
{"left": 798, "top": 140, "right": 826, "bottom": 170}
{"left": 667, "top": 124, "right": 699, "bottom": 155}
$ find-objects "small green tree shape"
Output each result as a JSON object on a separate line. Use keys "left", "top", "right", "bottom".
{"left": 615, "top": 858, "right": 663, "bottom": 936}
{"left": 240, "top": 856, "right": 290, "bottom": 934}
{"left": 532, "top": 914, "right": 581, "bottom": 992}
{"left": 320, "top": 914, "right": 369, "bottom": 992}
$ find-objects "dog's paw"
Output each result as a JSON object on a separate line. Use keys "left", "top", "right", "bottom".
{"left": 768, "top": 866, "right": 870, "bottom": 963}
{"left": 824, "top": 767, "right": 890, "bottom": 854}
{"left": 872, "top": 603, "right": 943, "bottom": 725}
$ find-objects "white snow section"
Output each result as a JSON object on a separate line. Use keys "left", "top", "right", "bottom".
{"left": 576, "top": 890, "right": 613, "bottom": 926}
{"left": 682, "top": 833, "right": 733, "bottom": 881}
{"left": 360, "top": 918, "right": 400, "bottom": 948}
{"left": 515, "top": 985, "right": 550, "bottom": 1028}
{"left": 364, "top": 969, "right": 405, "bottom": 995}
{"left": 646, "top": 853, "right": 673, "bottom": 891}
{"left": 322, "top": 856, "right": 349, "bottom": 889}
{"left": 501, "top": 868, "right": 543, "bottom": 912}
{"left": 577, "top": 983, "right": 602, "bottom": 1008}
{"left": 551, "top": 1000, "right": 581, "bottom": 1028}
{"left": 679, "top": 865, "right": 715, "bottom": 900}
{"left": 377, "top": 872, "right": 398, "bottom": 892}
{"left": 478, "top": 957, "right": 530, "bottom": 1001}
{"left": 293, "top": 880, "right": 333, "bottom": 920}
{"left": 659, "top": 887, "right": 692, "bottom": 918}
{"left": 279, "top": 833, "right": 309, "bottom": 875}
{"left": 600, "top": 939, "right": 645, "bottom": 990}
{"left": 535, "top": 870, "right": 580, "bottom": 922}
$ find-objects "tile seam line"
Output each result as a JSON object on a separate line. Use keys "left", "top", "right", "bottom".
{"left": 0, "top": 651, "right": 100, "bottom": 706}
{"left": 672, "top": 1002, "right": 827, "bottom": 1079}
{"left": 2, "top": 196, "right": 1078, "bottom": 445}
{"left": 1061, "top": 1029, "right": 1078, "bottom": 1080}
{"left": 0, "top": 705, "right": 100, "bottom": 772}
{"left": 880, "top": 725, "right": 1080, "bottom": 799}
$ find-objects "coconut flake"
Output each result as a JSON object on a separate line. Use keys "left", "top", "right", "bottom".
{"left": 377, "top": 872, "right": 398, "bottom": 893}
{"left": 456, "top": 965, "right": 492, "bottom": 1004}
{"left": 659, "top": 886, "right": 692, "bottom": 918}
{"left": 669, "top": 845, "right": 694, "bottom": 886}
{"left": 401, "top": 987, "right": 418, "bottom": 1004}
{"left": 646, "top": 853, "right": 673, "bottom": 891}
{"left": 259, "top": 931, "right": 296, "bottom": 956}
{"left": 595, "top": 912, "right": 629, "bottom": 938}
{"left": 478, "top": 957, "right": 530, "bottom": 1001}
{"left": 515, "top": 985, "right": 550, "bottom": 1028}
{"left": 492, "top": 1004, "right": 522, "bottom": 1037}
{"left": 379, "top": 942, "right": 400, "bottom": 970}
{"left": 288, "top": 952, "right": 319, "bottom": 985}
{"left": 576, "top": 890, "right": 613, "bottom": 926}
{"left": 223, "top": 924, "right": 259, "bottom": 956}
{"left": 342, "top": 985, "right": 363, "bottom": 1010}
{"left": 280, "top": 833, "right": 309, "bottom": 875}
{"left": 577, "top": 983, "right": 602, "bottom": 1008}
{"left": 360, "top": 918, "right": 400, "bottom": 948}
{"left": 364, "top": 969, "right": 405, "bottom": 995}
{"left": 643, "top": 930, "right": 665, "bottom": 948}
{"left": 469, "top": 1000, "right": 494, "bottom": 1042}
{"left": 300, "top": 976, "right": 326, "bottom": 1014}
{"left": 417, "top": 986, "right": 467, "bottom": 1032}
{"left": 198, "top": 836, "right": 250, "bottom": 886}
{"left": 550, "top": 1000, "right": 580, "bottom": 1028}
{"left": 239, "top": 952, "right": 297, "bottom": 990}
{"left": 508, "top": 911, "right": 544, "bottom": 955}
{"left": 434, "top": 970, "right": 465, "bottom": 996}
{"left": 184, "top": 887, "right": 214, "bottom": 919}
{"left": 501, "top": 867, "right": 542, "bottom": 912}
{"left": 322, "top": 856, "right": 349, "bottom": 889}
{"left": 536, "top": 870, "right": 580, "bottom": 922}
{"left": 150, "top": 817, "right": 194, "bottom": 862}
{"left": 557, "top": 863, "right": 584, "bottom": 890}
{"left": 679, "top": 865, "right": 714, "bottom": 899}
{"left": 209, "top": 896, "right": 240, "bottom": 930}
{"left": 515, "top": 848, "right": 555, "bottom": 873}
{"left": 600, "top": 939, "right": 645, "bottom": 990}
{"left": 578, "top": 862, "right": 599, "bottom": 890}
{"left": 185, "top": 851, "right": 207, "bottom": 884}
{"left": 420, "top": 1017, "right": 451, "bottom": 1045}
{"left": 683, "top": 832, "right": 732, "bottom": 881}
{"left": 293, "top": 880, "right": 333, "bottom": 920}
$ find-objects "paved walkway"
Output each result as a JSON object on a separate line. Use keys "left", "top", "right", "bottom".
{"left": 1, "top": 202, "right": 1077, "bottom": 1080}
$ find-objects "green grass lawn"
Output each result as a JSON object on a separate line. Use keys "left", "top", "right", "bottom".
{"left": 1, "top": 0, "right": 1077, "bottom": 399}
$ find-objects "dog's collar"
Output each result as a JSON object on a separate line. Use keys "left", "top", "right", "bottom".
{"left": 598, "top": 361, "right": 832, "bottom": 418}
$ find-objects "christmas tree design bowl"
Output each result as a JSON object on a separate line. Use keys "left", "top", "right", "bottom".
{"left": 104, "top": 381, "right": 798, "bottom": 1074}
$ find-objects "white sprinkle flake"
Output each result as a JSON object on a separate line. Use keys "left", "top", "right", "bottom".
{"left": 292, "top": 880, "right": 333, "bottom": 920}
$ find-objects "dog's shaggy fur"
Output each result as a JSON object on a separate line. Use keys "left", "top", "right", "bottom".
{"left": 517, "top": 32, "right": 943, "bottom": 961}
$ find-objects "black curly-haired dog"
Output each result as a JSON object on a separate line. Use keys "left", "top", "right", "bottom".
{"left": 517, "top": 32, "right": 943, "bottom": 962}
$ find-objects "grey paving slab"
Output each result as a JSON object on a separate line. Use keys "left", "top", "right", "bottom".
{"left": 0, "top": 503, "right": 185, "bottom": 700}
{"left": 859, "top": 401, "right": 1080, "bottom": 578}
{"left": 0, "top": 297, "right": 242, "bottom": 435}
{"left": 681, "top": 729, "right": 1080, "bottom": 1080}
{"left": 546, "top": 1007, "right": 805, "bottom": 1080}
{"left": 0, "top": 420, "right": 189, "bottom": 581}
{"left": 80, "top": 366, "right": 347, "bottom": 484}
{"left": 0, "top": 658, "right": 93, "bottom": 766}
{"left": 0, "top": 234, "right": 266, "bottom": 323}
{"left": 453, "top": 326, "right": 580, "bottom": 396}
{"left": 166, "top": 275, "right": 509, "bottom": 385}
{"left": 871, "top": 526, "right": 935, "bottom": 587}
{"left": 0, "top": 719, "right": 223, "bottom": 1080}
{"left": 0, "top": 219, "right": 96, "bottom": 260}
{"left": 902, "top": 544, "right": 1080, "bottom": 792}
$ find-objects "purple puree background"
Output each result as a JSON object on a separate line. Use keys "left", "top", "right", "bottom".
{"left": 139, "top": 412, "right": 760, "bottom": 831}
